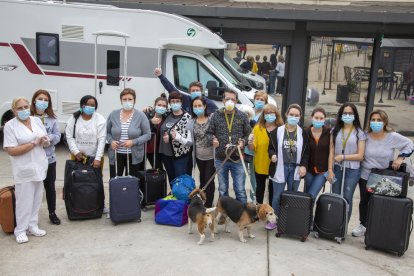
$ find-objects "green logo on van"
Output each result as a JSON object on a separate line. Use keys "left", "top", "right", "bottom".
{"left": 187, "top": 28, "right": 196, "bottom": 37}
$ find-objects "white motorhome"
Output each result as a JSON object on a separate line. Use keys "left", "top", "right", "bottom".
{"left": 0, "top": 0, "right": 275, "bottom": 132}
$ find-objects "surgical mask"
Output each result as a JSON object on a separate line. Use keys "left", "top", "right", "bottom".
{"left": 155, "top": 106, "right": 166, "bottom": 115}
{"left": 35, "top": 100, "right": 48, "bottom": 111}
{"left": 370, "top": 121, "right": 384, "bottom": 133}
{"left": 17, "top": 109, "right": 30, "bottom": 121}
{"left": 191, "top": 91, "right": 202, "bottom": 99}
{"left": 170, "top": 103, "right": 182, "bottom": 112}
{"left": 287, "top": 116, "right": 300, "bottom": 126}
{"left": 193, "top": 107, "right": 205, "bottom": 117}
{"left": 224, "top": 100, "right": 235, "bottom": 111}
{"left": 83, "top": 106, "right": 95, "bottom": 115}
{"left": 122, "top": 101, "right": 134, "bottom": 111}
{"left": 254, "top": 100, "right": 265, "bottom": 110}
{"left": 264, "top": 114, "right": 276, "bottom": 123}
{"left": 313, "top": 120, "right": 325, "bottom": 129}
{"left": 341, "top": 114, "right": 355, "bottom": 124}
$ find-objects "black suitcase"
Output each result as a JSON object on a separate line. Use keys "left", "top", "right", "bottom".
{"left": 109, "top": 151, "right": 142, "bottom": 224}
{"left": 64, "top": 159, "right": 104, "bottom": 220}
{"left": 138, "top": 132, "right": 167, "bottom": 206}
{"left": 365, "top": 195, "right": 413, "bottom": 256}
{"left": 313, "top": 164, "right": 349, "bottom": 244}
{"left": 276, "top": 191, "right": 313, "bottom": 242}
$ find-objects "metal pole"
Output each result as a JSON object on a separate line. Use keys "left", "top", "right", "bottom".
{"left": 124, "top": 38, "right": 127, "bottom": 89}
{"left": 329, "top": 42, "right": 335, "bottom": 90}
{"left": 94, "top": 35, "right": 98, "bottom": 96}
{"left": 322, "top": 45, "right": 329, "bottom": 95}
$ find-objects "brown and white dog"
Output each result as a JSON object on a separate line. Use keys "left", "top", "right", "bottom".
{"left": 215, "top": 196, "right": 277, "bottom": 243}
{"left": 187, "top": 189, "right": 216, "bottom": 245}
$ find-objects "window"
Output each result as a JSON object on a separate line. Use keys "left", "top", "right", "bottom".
{"left": 36, "top": 33, "right": 59, "bottom": 66}
{"left": 107, "top": 50, "right": 120, "bottom": 86}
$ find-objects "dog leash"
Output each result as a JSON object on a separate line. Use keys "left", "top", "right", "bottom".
{"left": 237, "top": 145, "right": 257, "bottom": 205}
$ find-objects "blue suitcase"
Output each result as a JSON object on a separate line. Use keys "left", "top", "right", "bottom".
{"left": 109, "top": 151, "right": 142, "bottom": 225}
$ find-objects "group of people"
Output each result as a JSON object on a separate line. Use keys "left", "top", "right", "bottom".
{"left": 4, "top": 70, "right": 413, "bottom": 244}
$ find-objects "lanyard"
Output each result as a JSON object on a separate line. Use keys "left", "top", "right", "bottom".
{"left": 341, "top": 126, "right": 354, "bottom": 154}
{"left": 225, "top": 110, "right": 235, "bottom": 144}
{"left": 285, "top": 127, "right": 297, "bottom": 160}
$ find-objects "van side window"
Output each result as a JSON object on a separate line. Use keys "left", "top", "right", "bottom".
{"left": 173, "top": 56, "right": 222, "bottom": 92}
{"left": 36, "top": 33, "right": 59, "bottom": 66}
{"left": 107, "top": 50, "right": 120, "bottom": 86}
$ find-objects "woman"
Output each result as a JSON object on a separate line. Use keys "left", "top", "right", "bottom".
{"left": 30, "top": 90, "right": 61, "bottom": 225}
{"left": 159, "top": 91, "right": 193, "bottom": 185}
{"left": 249, "top": 104, "right": 283, "bottom": 229}
{"left": 330, "top": 103, "right": 366, "bottom": 222}
{"left": 268, "top": 104, "right": 309, "bottom": 218}
{"left": 188, "top": 96, "right": 215, "bottom": 207}
{"left": 304, "top": 107, "right": 333, "bottom": 200}
{"left": 65, "top": 95, "right": 106, "bottom": 169}
{"left": 4, "top": 97, "right": 50, "bottom": 243}
{"left": 352, "top": 110, "right": 414, "bottom": 237}
{"left": 275, "top": 55, "right": 285, "bottom": 96}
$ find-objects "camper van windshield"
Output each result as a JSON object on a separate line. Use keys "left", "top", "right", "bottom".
{"left": 204, "top": 53, "right": 240, "bottom": 87}
{"left": 223, "top": 51, "right": 243, "bottom": 73}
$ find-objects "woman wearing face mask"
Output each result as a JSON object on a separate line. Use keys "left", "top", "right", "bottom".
{"left": 268, "top": 104, "right": 309, "bottom": 216}
{"left": 351, "top": 110, "right": 414, "bottom": 237}
{"left": 4, "top": 97, "right": 50, "bottom": 243}
{"left": 186, "top": 96, "right": 215, "bottom": 207}
{"left": 304, "top": 107, "right": 334, "bottom": 199}
{"left": 30, "top": 90, "right": 61, "bottom": 225}
{"left": 330, "top": 103, "right": 366, "bottom": 222}
{"left": 159, "top": 91, "right": 193, "bottom": 185}
{"left": 65, "top": 95, "right": 106, "bottom": 169}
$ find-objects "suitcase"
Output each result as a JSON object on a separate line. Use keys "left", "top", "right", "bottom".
{"left": 109, "top": 150, "right": 142, "bottom": 224}
{"left": 0, "top": 186, "right": 16, "bottom": 233}
{"left": 138, "top": 132, "right": 167, "bottom": 206}
{"left": 313, "top": 165, "right": 349, "bottom": 244}
{"left": 276, "top": 191, "right": 313, "bottom": 242}
{"left": 365, "top": 195, "right": 413, "bottom": 256}
{"left": 64, "top": 159, "right": 104, "bottom": 220}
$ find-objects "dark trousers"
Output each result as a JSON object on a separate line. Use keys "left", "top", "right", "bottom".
{"left": 43, "top": 162, "right": 57, "bottom": 214}
{"left": 160, "top": 153, "right": 189, "bottom": 187}
{"left": 358, "top": 178, "right": 372, "bottom": 227}
{"left": 196, "top": 158, "right": 216, "bottom": 208}
{"left": 276, "top": 76, "right": 285, "bottom": 95}
{"left": 147, "top": 153, "right": 163, "bottom": 170}
{"left": 255, "top": 172, "right": 273, "bottom": 205}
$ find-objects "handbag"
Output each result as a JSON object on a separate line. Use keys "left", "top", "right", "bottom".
{"left": 154, "top": 196, "right": 189, "bottom": 227}
{"left": 367, "top": 162, "right": 409, "bottom": 197}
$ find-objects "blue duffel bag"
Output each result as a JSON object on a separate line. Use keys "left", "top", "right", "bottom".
{"left": 171, "top": 174, "right": 195, "bottom": 202}
{"left": 154, "top": 196, "right": 188, "bottom": 227}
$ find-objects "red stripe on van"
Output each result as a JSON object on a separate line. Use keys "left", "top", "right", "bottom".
{"left": 44, "top": 71, "right": 107, "bottom": 79}
{"left": 10, "top": 43, "right": 43, "bottom": 75}
{"left": 0, "top": 43, "right": 10, "bottom": 47}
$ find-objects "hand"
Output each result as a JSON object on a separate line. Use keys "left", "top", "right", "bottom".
{"left": 212, "top": 135, "right": 219, "bottom": 148}
{"left": 238, "top": 138, "right": 244, "bottom": 149}
{"left": 75, "top": 153, "right": 84, "bottom": 161}
{"left": 271, "top": 155, "right": 277, "bottom": 163}
{"left": 111, "top": 141, "right": 119, "bottom": 150}
{"left": 327, "top": 171, "right": 335, "bottom": 184}
{"left": 92, "top": 159, "right": 101, "bottom": 169}
{"left": 170, "top": 129, "right": 177, "bottom": 140}
{"left": 299, "top": 166, "right": 307, "bottom": 178}
{"left": 151, "top": 116, "right": 161, "bottom": 125}
{"left": 163, "top": 132, "right": 169, "bottom": 143}
{"left": 392, "top": 158, "right": 404, "bottom": 171}
{"left": 248, "top": 134, "right": 254, "bottom": 145}
{"left": 154, "top": 67, "right": 162, "bottom": 77}
{"left": 143, "top": 106, "right": 153, "bottom": 113}
{"left": 334, "top": 155, "right": 344, "bottom": 163}
{"left": 121, "top": 140, "right": 133, "bottom": 148}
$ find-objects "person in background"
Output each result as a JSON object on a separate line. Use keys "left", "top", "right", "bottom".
{"left": 251, "top": 55, "right": 259, "bottom": 74}
{"left": 238, "top": 43, "right": 247, "bottom": 59}
{"left": 233, "top": 51, "right": 243, "bottom": 65}
{"left": 352, "top": 109, "right": 414, "bottom": 237}
{"left": 304, "top": 107, "right": 333, "bottom": 199}
{"left": 30, "top": 90, "right": 61, "bottom": 225}
{"left": 260, "top": 55, "right": 272, "bottom": 77}
{"left": 268, "top": 54, "right": 277, "bottom": 94}
{"left": 275, "top": 55, "right": 286, "bottom": 96}
{"left": 240, "top": 55, "right": 254, "bottom": 72}
{"left": 330, "top": 103, "right": 366, "bottom": 222}
{"left": 4, "top": 97, "right": 50, "bottom": 243}
{"left": 255, "top": 55, "right": 262, "bottom": 75}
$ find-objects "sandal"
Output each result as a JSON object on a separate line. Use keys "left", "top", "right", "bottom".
{"left": 27, "top": 227, "right": 46, "bottom": 237}
{"left": 16, "top": 233, "right": 29, "bottom": 244}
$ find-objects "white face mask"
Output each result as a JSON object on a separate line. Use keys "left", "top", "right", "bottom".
{"left": 224, "top": 100, "right": 235, "bottom": 111}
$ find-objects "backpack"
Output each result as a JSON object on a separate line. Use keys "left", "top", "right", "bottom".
{"left": 171, "top": 174, "right": 195, "bottom": 201}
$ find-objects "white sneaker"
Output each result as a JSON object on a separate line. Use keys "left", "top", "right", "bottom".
{"left": 16, "top": 233, "right": 29, "bottom": 244}
{"left": 351, "top": 224, "right": 366, "bottom": 237}
{"left": 28, "top": 227, "right": 47, "bottom": 237}
{"left": 103, "top": 207, "right": 110, "bottom": 214}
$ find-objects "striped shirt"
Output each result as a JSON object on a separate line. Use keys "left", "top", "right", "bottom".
{"left": 117, "top": 112, "right": 133, "bottom": 154}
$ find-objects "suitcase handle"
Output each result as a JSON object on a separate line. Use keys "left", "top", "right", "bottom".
{"left": 114, "top": 149, "right": 131, "bottom": 177}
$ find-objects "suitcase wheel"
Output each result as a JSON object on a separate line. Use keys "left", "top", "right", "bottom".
{"left": 365, "top": 246, "right": 370, "bottom": 251}
{"left": 137, "top": 219, "right": 142, "bottom": 223}
{"left": 314, "top": 232, "right": 319, "bottom": 239}
{"left": 301, "top": 236, "right": 307, "bottom": 242}
{"left": 335, "top": 237, "right": 342, "bottom": 244}
{"left": 397, "top": 252, "right": 404, "bottom": 257}
{"left": 275, "top": 232, "right": 281, "bottom": 238}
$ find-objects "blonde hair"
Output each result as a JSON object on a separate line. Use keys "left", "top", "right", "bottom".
{"left": 277, "top": 55, "right": 285, "bottom": 63}
{"left": 254, "top": 91, "right": 269, "bottom": 104}
{"left": 258, "top": 104, "right": 283, "bottom": 128}
{"left": 12, "top": 97, "right": 29, "bottom": 110}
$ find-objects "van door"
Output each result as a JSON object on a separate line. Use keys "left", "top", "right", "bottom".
{"left": 93, "top": 31, "right": 130, "bottom": 117}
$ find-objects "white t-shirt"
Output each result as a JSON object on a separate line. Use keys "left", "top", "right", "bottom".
{"left": 3, "top": 117, "right": 48, "bottom": 183}
{"left": 276, "top": 62, "right": 285, "bottom": 77}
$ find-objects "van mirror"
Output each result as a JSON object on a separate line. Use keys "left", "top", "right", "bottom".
{"left": 206, "top": 81, "right": 224, "bottom": 101}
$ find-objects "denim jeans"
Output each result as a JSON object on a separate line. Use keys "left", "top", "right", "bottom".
{"left": 246, "top": 161, "right": 257, "bottom": 202}
{"left": 215, "top": 159, "right": 247, "bottom": 204}
{"left": 268, "top": 71, "right": 277, "bottom": 94}
{"left": 304, "top": 172, "right": 327, "bottom": 200}
{"left": 160, "top": 154, "right": 189, "bottom": 187}
{"left": 332, "top": 165, "right": 361, "bottom": 220}
{"left": 271, "top": 163, "right": 300, "bottom": 215}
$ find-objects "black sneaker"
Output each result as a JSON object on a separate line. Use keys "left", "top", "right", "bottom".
{"left": 49, "top": 213, "right": 61, "bottom": 225}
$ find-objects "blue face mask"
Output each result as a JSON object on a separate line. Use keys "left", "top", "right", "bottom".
{"left": 313, "top": 120, "right": 325, "bottom": 129}
{"left": 17, "top": 109, "right": 30, "bottom": 121}
{"left": 155, "top": 106, "right": 167, "bottom": 115}
{"left": 83, "top": 106, "right": 95, "bottom": 115}
{"left": 287, "top": 116, "right": 300, "bottom": 126}
{"left": 341, "top": 114, "right": 355, "bottom": 124}
{"left": 254, "top": 100, "right": 265, "bottom": 110}
{"left": 170, "top": 103, "right": 182, "bottom": 112}
{"left": 264, "top": 114, "right": 276, "bottom": 123}
{"left": 122, "top": 101, "right": 134, "bottom": 111}
{"left": 35, "top": 100, "right": 48, "bottom": 111}
{"left": 191, "top": 91, "right": 202, "bottom": 99}
{"left": 193, "top": 107, "right": 205, "bottom": 117}
{"left": 370, "top": 121, "right": 384, "bottom": 133}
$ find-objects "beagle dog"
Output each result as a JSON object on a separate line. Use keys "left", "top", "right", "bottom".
{"left": 215, "top": 196, "right": 278, "bottom": 243}
{"left": 187, "top": 188, "right": 216, "bottom": 245}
